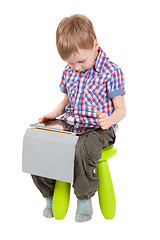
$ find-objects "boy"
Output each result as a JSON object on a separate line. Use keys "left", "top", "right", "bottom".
{"left": 31, "top": 14, "right": 126, "bottom": 222}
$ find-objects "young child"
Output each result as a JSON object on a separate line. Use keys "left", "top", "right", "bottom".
{"left": 31, "top": 14, "right": 126, "bottom": 222}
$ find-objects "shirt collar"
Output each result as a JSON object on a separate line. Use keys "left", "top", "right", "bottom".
{"left": 94, "top": 47, "right": 107, "bottom": 73}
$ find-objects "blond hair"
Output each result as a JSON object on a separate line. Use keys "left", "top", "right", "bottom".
{"left": 56, "top": 14, "right": 97, "bottom": 60}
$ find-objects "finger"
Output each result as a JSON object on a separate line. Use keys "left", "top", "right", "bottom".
{"left": 39, "top": 117, "right": 43, "bottom": 122}
{"left": 39, "top": 116, "right": 47, "bottom": 122}
{"left": 98, "top": 118, "right": 105, "bottom": 123}
{"left": 96, "top": 111, "right": 101, "bottom": 117}
{"left": 98, "top": 113, "right": 108, "bottom": 119}
{"left": 99, "top": 122, "right": 110, "bottom": 129}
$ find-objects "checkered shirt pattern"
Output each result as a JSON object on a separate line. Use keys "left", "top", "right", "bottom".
{"left": 59, "top": 47, "right": 125, "bottom": 133}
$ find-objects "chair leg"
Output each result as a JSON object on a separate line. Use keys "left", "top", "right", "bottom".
{"left": 52, "top": 180, "right": 71, "bottom": 220}
{"left": 96, "top": 160, "right": 116, "bottom": 219}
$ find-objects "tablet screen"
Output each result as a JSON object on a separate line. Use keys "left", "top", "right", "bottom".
{"left": 30, "top": 119, "right": 100, "bottom": 135}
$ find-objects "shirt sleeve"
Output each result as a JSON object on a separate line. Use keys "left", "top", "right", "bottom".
{"left": 59, "top": 70, "right": 68, "bottom": 94}
{"left": 106, "top": 68, "right": 125, "bottom": 99}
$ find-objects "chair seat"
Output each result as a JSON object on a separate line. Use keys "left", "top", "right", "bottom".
{"left": 98, "top": 145, "right": 117, "bottom": 162}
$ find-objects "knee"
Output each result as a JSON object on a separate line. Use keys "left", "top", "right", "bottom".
{"left": 76, "top": 132, "right": 102, "bottom": 161}
{"left": 85, "top": 132, "right": 102, "bottom": 160}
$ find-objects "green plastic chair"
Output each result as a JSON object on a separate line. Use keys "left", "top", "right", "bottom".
{"left": 52, "top": 144, "right": 117, "bottom": 220}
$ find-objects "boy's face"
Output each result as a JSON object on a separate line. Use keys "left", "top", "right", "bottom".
{"left": 64, "top": 40, "right": 99, "bottom": 73}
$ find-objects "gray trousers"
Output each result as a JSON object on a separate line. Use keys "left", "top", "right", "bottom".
{"left": 31, "top": 127, "right": 115, "bottom": 200}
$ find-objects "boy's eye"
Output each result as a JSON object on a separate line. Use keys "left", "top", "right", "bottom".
{"left": 78, "top": 58, "right": 87, "bottom": 63}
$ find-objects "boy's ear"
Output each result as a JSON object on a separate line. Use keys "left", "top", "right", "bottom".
{"left": 93, "top": 39, "right": 99, "bottom": 51}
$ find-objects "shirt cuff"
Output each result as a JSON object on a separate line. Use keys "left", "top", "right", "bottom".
{"left": 107, "top": 89, "right": 125, "bottom": 99}
{"left": 60, "top": 86, "right": 68, "bottom": 94}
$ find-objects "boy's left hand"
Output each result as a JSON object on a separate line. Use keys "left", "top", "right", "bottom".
{"left": 96, "top": 111, "right": 111, "bottom": 130}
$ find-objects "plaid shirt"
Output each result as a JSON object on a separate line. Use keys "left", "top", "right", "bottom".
{"left": 59, "top": 47, "right": 125, "bottom": 133}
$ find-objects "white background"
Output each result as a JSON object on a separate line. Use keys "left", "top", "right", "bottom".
{"left": 0, "top": 0, "right": 160, "bottom": 239}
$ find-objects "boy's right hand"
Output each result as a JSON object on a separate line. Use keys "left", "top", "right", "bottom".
{"left": 39, "top": 111, "right": 56, "bottom": 123}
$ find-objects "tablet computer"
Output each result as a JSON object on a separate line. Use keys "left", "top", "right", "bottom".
{"left": 30, "top": 119, "right": 100, "bottom": 136}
